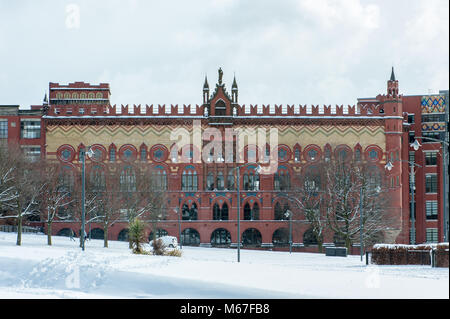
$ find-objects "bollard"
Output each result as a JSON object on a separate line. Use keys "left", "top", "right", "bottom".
{"left": 366, "top": 251, "right": 369, "bottom": 265}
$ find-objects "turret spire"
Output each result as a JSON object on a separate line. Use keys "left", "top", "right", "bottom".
{"left": 390, "top": 66, "right": 396, "bottom": 81}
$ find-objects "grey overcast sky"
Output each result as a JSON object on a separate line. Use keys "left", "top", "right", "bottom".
{"left": 0, "top": 0, "right": 448, "bottom": 108}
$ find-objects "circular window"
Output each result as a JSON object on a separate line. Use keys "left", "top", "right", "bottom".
{"left": 365, "top": 146, "right": 382, "bottom": 162}
{"left": 303, "top": 145, "right": 321, "bottom": 162}
{"left": 275, "top": 145, "right": 291, "bottom": 162}
{"left": 119, "top": 145, "right": 137, "bottom": 162}
{"left": 57, "top": 145, "right": 75, "bottom": 162}
{"left": 89, "top": 145, "right": 106, "bottom": 162}
{"left": 150, "top": 144, "right": 169, "bottom": 162}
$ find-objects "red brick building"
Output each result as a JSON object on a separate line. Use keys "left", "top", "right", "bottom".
{"left": 3, "top": 69, "right": 448, "bottom": 250}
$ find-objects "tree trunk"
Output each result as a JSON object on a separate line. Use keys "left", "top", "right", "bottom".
{"left": 16, "top": 215, "right": 22, "bottom": 246}
{"left": 104, "top": 224, "right": 108, "bottom": 248}
{"left": 47, "top": 222, "right": 52, "bottom": 246}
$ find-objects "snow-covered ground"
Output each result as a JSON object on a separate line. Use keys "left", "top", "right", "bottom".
{"left": 0, "top": 231, "right": 448, "bottom": 299}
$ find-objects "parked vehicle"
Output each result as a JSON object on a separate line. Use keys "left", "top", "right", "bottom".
{"left": 149, "top": 236, "right": 178, "bottom": 248}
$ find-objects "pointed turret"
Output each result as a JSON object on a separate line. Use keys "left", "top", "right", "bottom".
{"left": 387, "top": 66, "right": 399, "bottom": 97}
{"left": 232, "top": 74, "right": 238, "bottom": 103}
{"left": 43, "top": 93, "right": 48, "bottom": 105}
{"left": 390, "top": 66, "right": 396, "bottom": 81}
{"left": 203, "top": 75, "right": 210, "bottom": 104}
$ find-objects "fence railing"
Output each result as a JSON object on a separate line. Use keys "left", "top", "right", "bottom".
{"left": 0, "top": 225, "right": 43, "bottom": 234}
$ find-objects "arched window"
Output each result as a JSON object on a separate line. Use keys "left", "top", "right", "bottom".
{"left": 72, "top": 93, "right": 78, "bottom": 99}
{"left": 182, "top": 202, "right": 198, "bottom": 221}
{"left": 207, "top": 172, "right": 214, "bottom": 190}
{"left": 215, "top": 100, "right": 226, "bottom": 116}
{"left": 89, "top": 165, "right": 106, "bottom": 193}
{"left": 152, "top": 167, "right": 167, "bottom": 190}
{"left": 109, "top": 147, "right": 116, "bottom": 162}
{"left": 120, "top": 166, "right": 136, "bottom": 192}
{"left": 58, "top": 165, "right": 74, "bottom": 193}
{"left": 243, "top": 168, "right": 259, "bottom": 191}
{"left": 181, "top": 228, "right": 200, "bottom": 246}
{"left": 88, "top": 92, "right": 95, "bottom": 99}
{"left": 88, "top": 228, "right": 104, "bottom": 240}
{"left": 181, "top": 167, "right": 198, "bottom": 191}
{"left": 96, "top": 92, "right": 103, "bottom": 99}
{"left": 294, "top": 147, "right": 301, "bottom": 162}
{"left": 303, "top": 228, "right": 318, "bottom": 246}
{"left": 227, "top": 170, "right": 235, "bottom": 190}
{"left": 80, "top": 92, "right": 87, "bottom": 99}
{"left": 244, "top": 202, "right": 259, "bottom": 220}
{"left": 213, "top": 202, "right": 228, "bottom": 220}
{"left": 210, "top": 228, "right": 231, "bottom": 246}
{"left": 272, "top": 228, "right": 289, "bottom": 247}
{"left": 274, "top": 167, "right": 290, "bottom": 191}
{"left": 274, "top": 202, "right": 290, "bottom": 220}
{"left": 303, "top": 165, "right": 321, "bottom": 193}
{"left": 216, "top": 171, "right": 224, "bottom": 190}
{"left": 118, "top": 229, "right": 129, "bottom": 241}
{"left": 242, "top": 228, "right": 262, "bottom": 246}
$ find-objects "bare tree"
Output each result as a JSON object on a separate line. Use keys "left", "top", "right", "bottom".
{"left": 289, "top": 165, "right": 327, "bottom": 252}
{"left": 323, "top": 156, "right": 392, "bottom": 250}
{"left": 0, "top": 146, "right": 43, "bottom": 245}
{"left": 39, "top": 160, "right": 74, "bottom": 245}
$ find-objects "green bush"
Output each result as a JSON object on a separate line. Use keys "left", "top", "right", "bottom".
{"left": 128, "top": 218, "right": 147, "bottom": 254}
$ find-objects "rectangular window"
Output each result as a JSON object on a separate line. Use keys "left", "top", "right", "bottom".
{"left": 426, "top": 201, "right": 438, "bottom": 220}
{"left": 22, "top": 146, "right": 41, "bottom": 162}
{"left": 409, "top": 132, "right": 415, "bottom": 144}
{"left": 0, "top": 121, "right": 7, "bottom": 139}
{"left": 421, "top": 114, "right": 446, "bottom": 122}
{"left": 20, "top": 120, "right": 41, "bottom": 139}
{"left": 425, "top": 174, "right": 438, "bottom": 193}
{"left": 426, "top": 228, "right": 438, "bottom": 243}
{"left": 407, "top": 114, "right": 415, "bottom": 123}
{"left": 425, "top": 152, "right": 438, "bottom": 166}
{"left": 409, "top": 151, "right": 415, "bottom": 163}
{"left": 423, "top": 131, "right": 445, "bottom": 142}
{"left": 110, "top": 148, "right": 116, "bottom": 162}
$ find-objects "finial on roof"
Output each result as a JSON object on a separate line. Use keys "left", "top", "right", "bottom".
{"left": 390, "top": 66, "right": 396, "bottom": 81}
{"left": 43, "top": 93, "right": 48, "bottom": 104}
{"left": 232, "top": 74, "right": 238, "bottom": 89}
{"left": 203, "top": 75, "right": 209, "bottom": 89}
{"left": 218, "top": 67, "right": 223, "bottom": 85}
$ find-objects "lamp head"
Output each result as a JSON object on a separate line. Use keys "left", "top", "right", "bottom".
{"left": 411, "top": 139, "right": 421, "bottom": 151}
{"left": 385, "top": 161, "right": 394, "bottom": 171}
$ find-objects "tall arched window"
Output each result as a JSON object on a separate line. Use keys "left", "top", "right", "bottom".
{"left": 274, "top": 202, "right": 290, "bottom": 220}
{"left": 217, "top": 171, "right": 224, "bottom": 190}
{"left": 243, "top": 168, "right": 259, "bottom": 191}
{"left": 274, "top": 167, "right": 290, "bottom": 191}
{"left": 120, "top": 166, "right": 136, "bottom": 192}
{"left": 207, "top": 172, "right": 214, "bottom": 190}
{"left": 244, "top": 202, "right": 259, "bottom": 220}
{"left": 152, "top": 166, "right": 167, "bottom": 190}
{"left": 58, "top": 165, "right": 74, "bottom": 193}
{"left": 215, "top": 100, "right": 226, "bottom": 116}
{"left": 210, "top": 228, "right": 231, "bottom": 246}
{"left": 182, "top": 202, "right": 198, "bottom": 220}
{"left": 227, "top": 170, "right": 235, "bottom": 190}
{"left": 181, "top": 166, "right": 198, "bottom": 191}
{"left": 89, "top": 165, "right": 106, "bottom": 193}
{"left": 213, "top": 202, "right": 228, "bottom": 220}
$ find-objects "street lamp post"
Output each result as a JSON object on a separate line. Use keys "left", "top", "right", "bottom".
{"left": 359, "top": 187, "right": 363, "bottom": 262}
{"left": 80, "top": 146, "right": 93, "bottom": 251}
{"left": 232, "top": 163, "right": 261, "bottom": 263}
{"left": 174, "top": 207, "right": 182, "bottom": 249}
{"left": 385, "top": 159, "right": 422, "bottom": 244}
{"left": 285, "top": 210, "right": 293, "bottom": 254}
{"left": 412, "top": 137, "right": 449, "bottom": 242}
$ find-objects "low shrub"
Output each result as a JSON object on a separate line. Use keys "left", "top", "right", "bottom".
{"left": 152, "top": 238, "right": 166, "bottom": 256}
{"left": 164, "top": 248, "right": 182, "bottom": 257}
{"left": 371, "top": 244, "right": 433, "bottom": 265}
{"left": 435, "top": 243, "right": 449, "bottom": 267}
